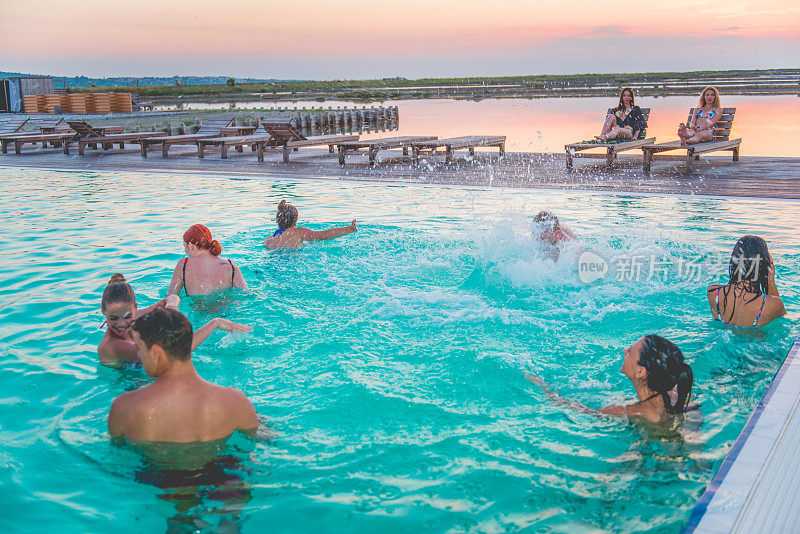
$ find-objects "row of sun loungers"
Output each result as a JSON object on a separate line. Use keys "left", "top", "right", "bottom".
{"left": 565, "top": 107, "right": 741, "bottom": 172}
{"left": 1, "top": 106, "right": 740, "bottom": 172}
{"left": 0, "top": 116, "right": 505, "bottom": 166}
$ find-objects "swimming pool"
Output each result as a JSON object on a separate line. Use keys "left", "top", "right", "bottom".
{"left": 0, "top": 166, "right": 797, "bottom": 532}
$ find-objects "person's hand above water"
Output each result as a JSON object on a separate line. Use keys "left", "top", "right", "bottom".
{"left": 191, "top": 318, "right": 253, "bottom": 351}
{"left": 350, "top": 220, "right": 358, "bottom": 232}
{"left": 212, "top": 318, "right": 253, "bottom": 334}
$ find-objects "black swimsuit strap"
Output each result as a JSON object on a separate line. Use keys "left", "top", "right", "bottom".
{"left": 642, "top": 392, "right": 661, "bottom": 403}
{"left": 228, "top": 259, "right": 234, "bottom": 285}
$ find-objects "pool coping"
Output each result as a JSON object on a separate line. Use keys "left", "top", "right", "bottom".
{"left": 683, "top": 334, "right": 800, "bottom": 533}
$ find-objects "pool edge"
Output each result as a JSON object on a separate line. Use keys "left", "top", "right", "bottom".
{"left": 683, "top": 334, "right": 800, "bottom": 533}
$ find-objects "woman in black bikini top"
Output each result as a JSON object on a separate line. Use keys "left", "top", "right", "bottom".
{"left": 168, "top": 224, "right": 248, "bottom": 296}
{"left": 595, "top": 87, "right": 648, "bottom": 142}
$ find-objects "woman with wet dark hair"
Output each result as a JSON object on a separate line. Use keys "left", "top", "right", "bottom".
{"left": 527, "top": 335, "right": 694, "bottom": 423}
{"left": 265, "top": 200, "right": 358, "bottom": 250}
{"left": 707, "top": 235, "right": 785, "bottom": 328}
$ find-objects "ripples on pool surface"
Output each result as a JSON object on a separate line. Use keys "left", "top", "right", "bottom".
{"left": 0, "top": 167, "right": 797, "bottom": 533}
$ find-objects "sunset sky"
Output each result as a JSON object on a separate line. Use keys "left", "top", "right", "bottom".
{"left": 2, "top": 0, "right": 798, "bottom": 79}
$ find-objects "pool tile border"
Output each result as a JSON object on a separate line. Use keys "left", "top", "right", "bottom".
{"left": 683, "top": 335, "right": 800, "bottom": 533}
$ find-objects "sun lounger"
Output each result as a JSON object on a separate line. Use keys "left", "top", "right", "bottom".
{"left": 0, "top": 119, "right": 73, "bottom": 150}
{"left": 253, "top": 118, "right": 360, "bottom": 162}
{"left": 30, "top": 118, "right": 71, "bottom": 134}
{"left": 411, "top": 136, "right": 506, "bottom": 164}
{"left": 63, "top": 121, "right": 162, "bottom": 155}
{"left": 565, "top": 108, "right": 654, "bottom": 169}
{"left": 0, "top": 119, "right": 67, "bottom": 141}
{"left": 197, "top": 128, "right": 270, "bottom": 159}
{"left": 338, "top": 136, "right": 438, "bottom": 166}
{"left": 642, "top": 108, "right": 740, "bottom": 173}
{"left": 139, "top": 119, "right": 234, "bottom": 158}
{"left": 2, "top": 131, "right": 79, "bottom": 154}
{"left": 0, "top": 118, "right": 29, "bottom": 135}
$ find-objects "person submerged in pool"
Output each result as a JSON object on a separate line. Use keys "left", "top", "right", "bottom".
{"left": 264, "top": 200, "right": 358, "bottom": 250}
{"left": 532, "top": 211, "right": 577, "bottom": 260}
{"left": 108, "top": 307, "right": 259, "bottom": 442}
{"left": 168, "top": 224, "right": 248, "bottom": 297}
{"left": 99, "top": 274, "right": 252, "bottom": 369}
{"left": 707, "top": 235, "right": 785, "bottom": 328}
{"left": 527, "top": 335, "right": 694, "bottom": 423}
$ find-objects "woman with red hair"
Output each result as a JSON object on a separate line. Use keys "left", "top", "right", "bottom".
{"left": 168, "top": 224, "right": 248, "bottom": 296}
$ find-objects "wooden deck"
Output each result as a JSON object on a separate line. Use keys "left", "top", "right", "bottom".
{"left": 1, "top": 147, "right": 798, "bottom": 200}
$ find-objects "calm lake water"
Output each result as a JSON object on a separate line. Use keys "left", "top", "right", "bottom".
{"left": 155, "top": 95, "right": 800, "bottom": 157}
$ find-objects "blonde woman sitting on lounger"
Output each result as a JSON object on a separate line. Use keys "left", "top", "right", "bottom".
{"left": 595, "top": 88, "right": 647, "bottom": 141}
{"left": 678, "top": 86, "right": 722, "bottom": 146}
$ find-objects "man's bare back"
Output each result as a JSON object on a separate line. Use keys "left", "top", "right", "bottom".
{"left": 108, "top": 308, "right": 258, "bottom": 443}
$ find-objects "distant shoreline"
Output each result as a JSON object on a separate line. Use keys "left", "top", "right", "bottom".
{"left": 66, "top": 68, "right": 800, "bottom": 103}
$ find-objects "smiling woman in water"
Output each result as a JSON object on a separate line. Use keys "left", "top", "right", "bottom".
{"left": 99, "top": 273, "right": 252, "bottom": 369}
{"left": 528, "top": 335, "right": 694, "bottom": 424}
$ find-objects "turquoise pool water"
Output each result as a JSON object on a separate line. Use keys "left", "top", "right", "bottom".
{"left": 0, "top": 166, "right": 797, "bottom": 533}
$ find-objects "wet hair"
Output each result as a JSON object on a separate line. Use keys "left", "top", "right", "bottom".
{"left": 638, "top": 335, "right": 693, "bottom": 414}
{"left": 101, "top": 273, "right": 136, "bottom": 312}
{"left": 131, "top": 307, "right": 193, "bottom": 361}
{"left": 615, "top": 87, "right": 635, "bottom": 112}
{"left": 710, "top": 235, "right": 772, "bottom": 317}
{"left": 698, "top": 86, "right": 721, "bottom": 109}
{"left": 533, "top": 210, "right": 560, "bottom": 231}
{"left": 276, "top": 200, "right": 298, "bottom": 230}
{"left": 183, "top": 224, "right": 221, "bottom": 256}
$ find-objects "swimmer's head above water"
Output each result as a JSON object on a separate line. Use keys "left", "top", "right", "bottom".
{"left": 622, "top": 335, "right": 693, "bottom": 415}
{"left": 533, "top": 211, "right": 560, "bottom": 231}
{"left": 183, "top": 224, "right": 222, "bottom": 256}
{"left": 131, "top": 307, "right": 193, "bottom": 375}
{"left": 728, "top": 235, "right": 772, "bottom": 297}
{"left": 101, "top": 273, "right": 137, "bottom": 338}
{"left": 276, "top": 200, "right": 299, "bottom": 230}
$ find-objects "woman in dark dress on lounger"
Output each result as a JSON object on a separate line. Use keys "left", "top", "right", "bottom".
{"left": 596, "top": 88, "right": 648, "bottom": 142}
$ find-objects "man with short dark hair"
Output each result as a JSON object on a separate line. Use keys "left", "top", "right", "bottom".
{"left": 108, "top": 308, "right": 258, "bottom": 442}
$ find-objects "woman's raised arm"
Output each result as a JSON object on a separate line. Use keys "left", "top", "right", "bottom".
{"left": 299, "top": 220, "right": 358, "bottom": 242}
